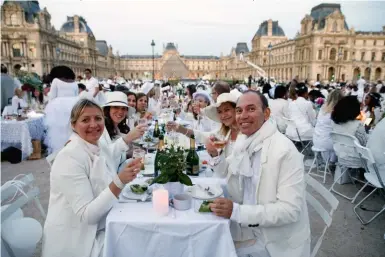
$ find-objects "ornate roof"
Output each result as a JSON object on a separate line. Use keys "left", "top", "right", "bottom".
{"left": 60, "top": 16, "right": 94, "bottom": 37}
{"left": 310, "top": 3, "right": 349, "bottom": 30}
{"left": 4, "top": 0, "right": 40, "bottom": 23}
{"left": 235, "top": 42, "right": 249, "bottom": 55}
{"left": 255, "top": 20, "right": 285, "bottom": 37}
{"left": 96, "top": 40, "right": 108, "bottom": 56}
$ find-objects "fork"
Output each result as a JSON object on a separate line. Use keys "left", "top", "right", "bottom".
{"left": 202, "top": 186, "right": 215, "bottom": 197}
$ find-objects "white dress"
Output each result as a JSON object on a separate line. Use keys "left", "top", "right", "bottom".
{"left": 44, "top": 78, "right": 79, "bottom": 154}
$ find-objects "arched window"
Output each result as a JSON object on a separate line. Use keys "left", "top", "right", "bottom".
{"left": 332, "top": 21, "right": 338, "bottom": 32}
{"left": 12, "top": 43, "right": 22, "bottom": 57}
{"left": 330, "top": 48, "right": 337, "bottom": 60}
{"left": 10, "top": 13, "right": 19, "bottom": 26}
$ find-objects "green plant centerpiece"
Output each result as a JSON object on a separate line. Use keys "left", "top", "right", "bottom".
{"left": 151, "top": 144, "right": 193, "bottom": 186}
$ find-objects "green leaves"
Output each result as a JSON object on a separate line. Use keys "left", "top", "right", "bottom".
{"left": 152, "top": 144, "right": 193, "bottom": 186}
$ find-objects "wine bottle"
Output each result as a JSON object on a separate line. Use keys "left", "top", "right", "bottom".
{"left": 17, "top": 102, "right": 22, "bottom": 117}
{"left": 154, "top": 134, "right": 164, "bottom": 177}
{"left": 186, "top": 135, "right": 200, "bottom": 176}
{"left": 153, "top": 120, "right": 160, "bottom": 138}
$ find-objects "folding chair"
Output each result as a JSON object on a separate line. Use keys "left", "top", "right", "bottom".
{"left": 305, "top": 174, "right": 339, "bottom": 257}
{"left": 282, "top": 116, "right": 312, "bottom": 154}
{"left": 307, "top": 146, "right": 333, "bottom": 184}
{"left": 1, "top": 174, "right": 46, "bottom": 257}
{"left": 329, "top": 132, "right": 366, "bottom": 203}
{"left": 353, "top": 141, "right": 385, "bottom": 225}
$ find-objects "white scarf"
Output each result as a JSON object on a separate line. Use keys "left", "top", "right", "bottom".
{"left": 226, "top": 120, "right": 277, "bottom": 189}
{"left": 69, "top": 133, "right": 115, "bottom": 197}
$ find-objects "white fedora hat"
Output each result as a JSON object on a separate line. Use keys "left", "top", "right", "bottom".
{"left": 203, "top": 92, "right": 240, "bottom": 123}
{"left": 141, "top": 82, "right": 154, "bottom": 94}
{"left": 103, "top": 92, "right": 136, "bottom": 116}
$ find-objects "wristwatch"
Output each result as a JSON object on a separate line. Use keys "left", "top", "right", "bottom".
{"left": 113, "top": 175, "right": 125, "bottom": 190}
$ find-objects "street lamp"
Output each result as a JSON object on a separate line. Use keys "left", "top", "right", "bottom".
{"left": 151, "top": 40, "right": 155, "bottom": 81}
{"left": 268, "top": 42, "right": 272, "bottom": 83}
{"left": 337, "top": 48, "right": 343, "bottom": 82}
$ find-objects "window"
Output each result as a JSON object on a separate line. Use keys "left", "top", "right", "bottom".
{"left": 361, "top": 52, "right": 365, "bottom": 61}
{"left": 318, "top": 50, "right": 323, "bottom": 60}
{"left": 363, "top": 40, "right": 366, "bottom": 46}
{"left": 374, "top": 40, "right": 377, "bottom": 46}
{"left": 371, "top": 52, "right": 376, "bottom": 61}
{"left": 343, "top": 50, "right": 348, "bottom": 61}
{"left": 332, "top": 21, "right": 338, "bottom": 32}
{"left": 12, "top": 43, "right": 22, "bottom": 57}
{"left": 329, "top": 48, "right": 337, "bottom": 60}
{"left": 352, "top": 52, "right": 356, "bottom": 60}
{"left": 382, "top": 52, "right": 385, "bottom": 61}
{"left": 10, "top": 14, "right": 19, "bottom": 26}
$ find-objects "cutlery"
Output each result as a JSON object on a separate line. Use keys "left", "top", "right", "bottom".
{"left": 169, "top": 199, "right": 176, "bottom": 219}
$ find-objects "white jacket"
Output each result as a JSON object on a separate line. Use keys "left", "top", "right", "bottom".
{"left": 226, "top": 123, "right": 310, "bottom": 257}
{"left": 42, "top": 133, "right": 128, "bottom": 257}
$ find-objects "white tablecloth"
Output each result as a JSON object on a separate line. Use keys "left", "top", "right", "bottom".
{"left": 104, "top": 177, "right": 235, "bottom": 257}
{"left": 1, "top": 114, "right": 45, "bottom": 159}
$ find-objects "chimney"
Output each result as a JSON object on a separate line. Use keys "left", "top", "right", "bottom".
{"left": 383, "top": 26, "right": 385, "bottom": 32}
{"left": 74, "top": 15, "right": 79, "bottom": 33}
{"left": 267, "top": 19, "right": 273, "bottom": 37}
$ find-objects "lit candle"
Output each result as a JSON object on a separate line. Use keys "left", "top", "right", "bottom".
{"left": 152, "top": 188, "right": 169, "bottom": 216}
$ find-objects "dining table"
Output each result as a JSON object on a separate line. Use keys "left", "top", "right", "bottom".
{"left": 104, "top": 143, "right": 237, "bottom": 257}
{"left": 1, "top": 112, "right": 45, "bottom": 159}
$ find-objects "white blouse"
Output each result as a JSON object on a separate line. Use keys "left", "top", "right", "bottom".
{"left": 286, "top": 97, "right": 316, "bottom": 141}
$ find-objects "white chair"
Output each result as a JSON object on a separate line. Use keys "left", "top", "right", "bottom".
{"left": 282, "top": 116, "right": 312, "bottom": 154}
{"left": 329, "top": 132, "right": 366, "bottom": 203}
{"left": 307, "top": 146, "right": 333, "bottom": 184}
{"left": 305, "top": 174, "right": 339, "bottom": 257}
{"left": 1, "top": 174, "right": 46, "bottom": 257}
{"left": 353, "top": 141, "right": 385, "bottom": 225}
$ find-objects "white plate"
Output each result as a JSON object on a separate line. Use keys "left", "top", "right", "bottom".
{"left": 186, "top": 184, "right": 223, "bottom": 200}
{"left": 121, "top": 183, "right": 150, "bottom": 201}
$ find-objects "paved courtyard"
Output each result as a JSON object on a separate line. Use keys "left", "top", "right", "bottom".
{"left": 1, "top": 158, "right": 385, "bottom": 257}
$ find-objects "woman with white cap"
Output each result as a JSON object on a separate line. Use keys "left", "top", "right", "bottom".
{"left": 203, "top": 92, "right": 241, "bottom": 178}
{"left": 167, "top": 91, "right": 241, "bottom": 161}
{"left": 99, "top": 91, "right": 147, "bottom": 171}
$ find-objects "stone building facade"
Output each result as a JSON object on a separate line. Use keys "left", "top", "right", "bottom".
{"left": 1, "top": 1, "right": 384, "bottom": 83}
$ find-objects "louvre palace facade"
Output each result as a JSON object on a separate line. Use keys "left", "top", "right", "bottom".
{"left": 1, "top": 1, "right": 384, "bottom": 83}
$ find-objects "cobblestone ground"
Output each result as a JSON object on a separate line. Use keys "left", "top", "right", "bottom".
{"left": 1, "top": 158, "right": 385, "bottom": 257}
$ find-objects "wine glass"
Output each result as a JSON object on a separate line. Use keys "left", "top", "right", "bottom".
{"left": 211, "top": 134, "right": 227, "bottom": 156}
{"left": 133, "top": 148, "right": 146, "bottom": 178}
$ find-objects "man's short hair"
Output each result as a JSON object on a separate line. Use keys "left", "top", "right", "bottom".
{"left": 1, "top": 64, "right": 8, "bottom": 74}
{"left": 78, "top": 83, "right": 86, "bottom": 91}
{"left": 84, "top": 68, "right": 92, "bottom": 73}
{"left": 213, "top": 81, "right": 230, "bottom": 95}
{"left": 242, "top": 90, "right": 269, "bottom": 110}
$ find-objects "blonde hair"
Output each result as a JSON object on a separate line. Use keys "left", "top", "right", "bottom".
{"left": 70, "top": 99, "right": 103, "bottom": 126}
{"left": 322, "top": 89, "right": 343, "bottom": 113}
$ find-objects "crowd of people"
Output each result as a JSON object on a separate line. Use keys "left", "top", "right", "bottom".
{"left": 1, "top": 63, "right": 385, "bottom": 257}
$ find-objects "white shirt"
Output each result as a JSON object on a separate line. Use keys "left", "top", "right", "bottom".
{"left": 85, "top": 77, "right": 99, "bottom": 99}
{"left": 268, "top": 98, "right": 289, "bottom": 133}
{"left": 286, "top": 97, "right": 316, "bottom": 141}
{"left": 313, "top": 109, "right": 333, "bottom": 151}
{"left": 11, "top": 96, "right": 27, "bottom": 113}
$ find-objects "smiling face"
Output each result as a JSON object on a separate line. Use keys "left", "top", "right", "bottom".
{"left": 236, "top": 93, "right": 270, "bottom": 136}
{"left": 137, "top": 96, "right": 148, "bottom": 112}
{"left": 217, "top": 102, "right": 236, "bottom": 127}
{"left": 195, "top": 96, "right": 208, "bottom": 109}
{"left": 72, "top": 106, "right": 104, "bottom": 145}
{"left": 109, "top": 106, "right": 128, "bottom": 126}
{"left": 127, "top": 95, "right": 137, "bottom": 108}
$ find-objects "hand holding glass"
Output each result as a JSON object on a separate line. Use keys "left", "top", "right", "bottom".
{"left": 211, "top": 134, "right": 227, "bottom": 155}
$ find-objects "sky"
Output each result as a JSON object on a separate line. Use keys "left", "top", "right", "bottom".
{"left": 31, "top": 0, "right": 385, "bottom": 56}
